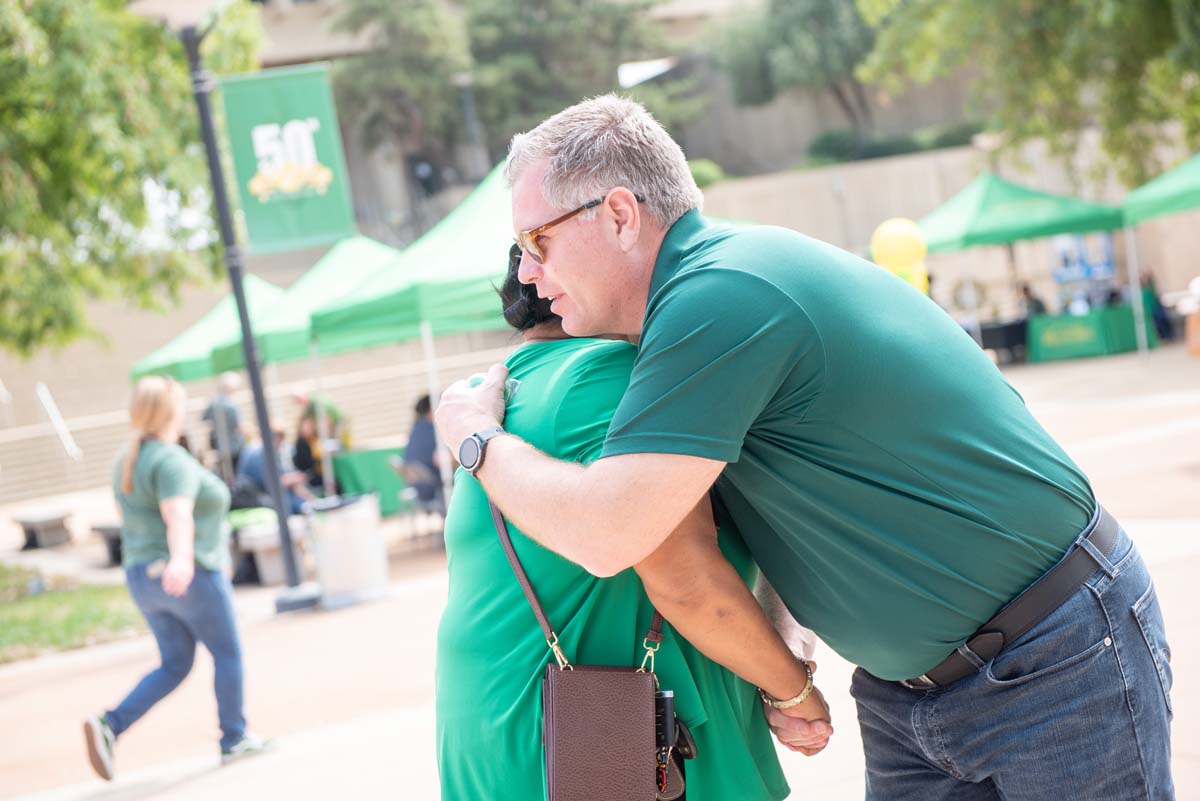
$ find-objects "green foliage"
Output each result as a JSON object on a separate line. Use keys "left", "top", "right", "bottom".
{"left": 717, "top": 0, "right": 875, "bottom": 135}
{"left": 857, "top": 133, "right": 919, "bottom": 159}
{"left": 807, "top": 129, "right": 861, "bottom": 161}
{"left": 923, "top": 120, "right": 985, "bottom": 150}
{"left": 688, "top": 159, "right": 726, "bottom": 188}
{"left": 857, "top": 0, "right": 1200, "bottom": 186}
{"left": 466, "top": 0, "right": 700, "bottom": 158}
{"left": 331, "top": 0, "right": 704, "bottom": 171}
{"left": 808, "top": 121, "right": 983, "bottom": 164}
{"left": 0, "top": 0, "right": 262, "bottom": 357}
{"left": 332, "top": 0, "right": 470, "bottom": 157}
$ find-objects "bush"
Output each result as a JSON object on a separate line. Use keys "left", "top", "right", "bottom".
{"left": 805, "top": 121, "right": 988, "bottom": 166}
{"left": 689, "top": 159, "right": 727, "bottom": 189}
{"left": 807, "top": 129, "right": 861, "bottom": 162}
{"left": 930, "top": 121, "right": 985, "bottom": 149}
{"left": 858, "top": 134, "right": 922, "bottom": 159}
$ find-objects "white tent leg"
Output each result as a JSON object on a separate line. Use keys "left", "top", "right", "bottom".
{"left": 421, "top": 320, "right": 453, "bottom": 506}
{"left": 1124, "top": 226, "right": 1150, "bottom": 356}
{"left": 310, "top": 344, "right": 336, "bottom": 497}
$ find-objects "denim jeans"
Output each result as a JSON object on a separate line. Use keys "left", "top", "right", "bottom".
{"left": 853, "top": 525, "right": 1174, "bottom": 800}
{"left": 106, "top": 564, "right": 247, "bottom": 751}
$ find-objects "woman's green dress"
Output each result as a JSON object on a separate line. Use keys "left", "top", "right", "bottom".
{"left": 436, "top": 338, "right": 789, "bottom": 800}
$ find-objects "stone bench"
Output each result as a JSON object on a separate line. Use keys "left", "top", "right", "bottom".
{"left": 93, "top": 524, "right": 123, "bottom": 566}
{"left": 14, "top": 510, "right": 72, "bottom": 549}
{"left": 234, "top": 516, "right": 310, "bottom": 586}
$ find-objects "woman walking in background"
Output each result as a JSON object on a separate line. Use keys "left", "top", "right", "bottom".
{"left": 83, "top": 376, "right": 267, "bottom": 781}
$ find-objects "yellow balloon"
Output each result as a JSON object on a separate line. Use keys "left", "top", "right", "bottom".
{"left": 870, "top": 217, "right": 929, "bottom": 293}
{"left": 893, "top": 260, "right": 930, "bottom": 294}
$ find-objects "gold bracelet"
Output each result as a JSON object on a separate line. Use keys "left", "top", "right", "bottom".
{"left": 759, "top": 660, "right": 815, "bottom": 709}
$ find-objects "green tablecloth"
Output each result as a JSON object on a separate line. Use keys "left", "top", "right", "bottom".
{"left": 332, "top": 447, "right": 408, "bottom": 517}
{"left": 1027, "top": 305, "right": 1158, "bottom": 362}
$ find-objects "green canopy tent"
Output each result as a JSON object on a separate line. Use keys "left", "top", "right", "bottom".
{"left": 916, "top": 172, "right": 1139, "bottom": 355}
{"left": 919, "top": 172, "right": 1124, "bottom": 252}
{"left": 308, "top": 165, "right": 516, "bottom": 501}
{"left": 1121, "top": 154, "right": 1200, "bottom": 352}
{"left": 131, "top": 274, "right": 285, "bottom": 382}
{"left": 308, "top": 165, "right": 514, "bottom": 355}
{"left": 209, "top": 235, "right": 404, "bottom": 371}
{"left": 1123, "top": 152, "right": 1200, "bottom": 226}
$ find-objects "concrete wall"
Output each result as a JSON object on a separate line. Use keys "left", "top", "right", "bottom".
{"left": 675, "top": 61, "right": 974, "bottom": 176}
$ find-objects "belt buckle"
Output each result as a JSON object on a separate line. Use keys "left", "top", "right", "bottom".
{"left": 899, "top": 674, "right": 937, "bottom": 691}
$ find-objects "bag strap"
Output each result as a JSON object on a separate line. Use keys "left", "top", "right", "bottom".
{"left": 488, "top": 501, "right": 663, "bottom": 670}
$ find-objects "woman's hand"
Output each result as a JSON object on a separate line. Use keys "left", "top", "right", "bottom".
{"left": 764, "top": 660, "right": 833, "bottom": 756}
{"left": 162, "top": 557, "right": 194, "bottom": 596}
{"left": 159, "top": 496, "right": 196, "bottom": 596}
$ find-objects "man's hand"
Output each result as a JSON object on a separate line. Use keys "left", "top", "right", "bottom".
{"left": 435, "top": 363, "right": 509, "bottom": 450}
{"left": 765, "top": 660, "right": 833, "bottom": 756}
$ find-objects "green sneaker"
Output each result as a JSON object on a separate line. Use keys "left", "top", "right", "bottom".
{"left": 83, "top": 714, "right": 115, "bottom": 781}
{"left": 220, "top": 733, "right": 272, "bottom": 765}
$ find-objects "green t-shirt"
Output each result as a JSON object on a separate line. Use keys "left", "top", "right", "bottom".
{"left": 602, "top": 211, "right": 1095, "bottom": 680}
{"left": 112, "top": 439, "right": 232, "bottom": 571}
{"left": 436, "top": 338, "right": 787, "bottom": 801}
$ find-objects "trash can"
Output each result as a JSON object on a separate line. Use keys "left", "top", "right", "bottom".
{"left": 308, "top": 494, "right": 388, "bottom": 610}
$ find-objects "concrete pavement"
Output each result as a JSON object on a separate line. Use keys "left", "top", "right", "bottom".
{"left": 2, "top": 344, "right": 1199, "bottom": 800}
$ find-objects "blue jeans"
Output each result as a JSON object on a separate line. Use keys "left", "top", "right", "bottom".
{"left": 106, "top": 564, "right": 247, "bottom": 751}
{"left": 853, "top": 526, "right": 1174, "bottom": 800}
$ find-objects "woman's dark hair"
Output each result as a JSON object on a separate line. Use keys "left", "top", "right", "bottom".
{"left": 498, "top": 244, "right": 558, "bottom": 332}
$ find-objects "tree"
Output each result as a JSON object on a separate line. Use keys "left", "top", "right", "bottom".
{"left": 856, "top": 0, "right": 1200, "bottom": 186}
{"left": 331, "top": 0, "right": 702, "bottom": 178}
{"left": 465, "top": 0, "right": 679, "bottom": 158}
{"left": 0, "top": 0, "right": 262, "bottom": 357}
{"left": 473, "top": 0, "right": 709, "bottom": 159}
{"left": 717, "top": 0, "right": 876, "bottom": 145}
{"left": 331, "top": 0, "right": 470, "bottom": 161}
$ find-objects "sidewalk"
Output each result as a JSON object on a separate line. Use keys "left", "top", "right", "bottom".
{"left": 1, "top": 519, "right": 1196, "bottom": 801}
{"left": 2, "top": 344, "right": 1199, "bottom": 800}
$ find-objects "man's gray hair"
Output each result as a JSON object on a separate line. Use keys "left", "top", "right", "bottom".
{"left": 505, "top": 94, "right": 702, "bottom": 227}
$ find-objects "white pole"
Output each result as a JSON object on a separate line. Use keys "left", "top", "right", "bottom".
{"left": 420, "top": 320, "right": 453, "bottom": 505}
{"left": 1123, "top": 226, "right": 1150, "bottom": 356}
{"left": 267, "top": 362, "right": 282, "bottom": 421}
{"left": 35, "top": 383, "right": 82, "bottom": 462}
{"left": 309, "top": 343, "right": 337, "bottom": 497}
{"left": 0, "top": 378, "right": 13, "bottom": 427}
{"left": 961, "top": 262, "right": 984, "bottom": 347}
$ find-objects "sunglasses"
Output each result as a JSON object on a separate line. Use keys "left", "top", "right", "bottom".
{"left": 514, "top": 193, "right": 646, "bottom": 264}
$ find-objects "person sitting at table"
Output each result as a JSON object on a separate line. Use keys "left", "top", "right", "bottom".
{"left": 1019, "top": 282, "right": 1048, "bottom": 317}
{"left": 235, "top": 428, "right": 313, "bottom": 514}
{"left": 1142, "top": 272, "right": 1175, "bottom": 341}
{"left": 292, "top": 391, "right": 351, "bottom": 445}
{"left": 293, "top": 413, "right": 335, "bottom": 493}
{"left": 400, "top": 395, "right": 443, "bottom": 514}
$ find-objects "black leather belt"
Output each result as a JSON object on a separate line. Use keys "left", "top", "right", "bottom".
{"left": 900, "top": 505, "right": 1120, "bottom": 691}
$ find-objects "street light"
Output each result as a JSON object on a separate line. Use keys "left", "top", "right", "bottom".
{"left": 135, "top": 0, "right": 320, "bottom": 613}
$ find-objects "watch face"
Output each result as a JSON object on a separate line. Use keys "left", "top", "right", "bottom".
{"left": 459, "top": 437, "right": 482, "bottom": 471}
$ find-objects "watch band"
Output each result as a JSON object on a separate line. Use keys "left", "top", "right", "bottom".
{"left": 463, "top": 426, "right": 505, "bottom": 474}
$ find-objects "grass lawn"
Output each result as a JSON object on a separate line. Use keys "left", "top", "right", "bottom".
{"left": 0, "top": 564, "right": 145, "bottom": 663}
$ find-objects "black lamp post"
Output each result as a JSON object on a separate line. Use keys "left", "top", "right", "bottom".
{"left": 179, "top": 18, "right": 319, "bottom": 614}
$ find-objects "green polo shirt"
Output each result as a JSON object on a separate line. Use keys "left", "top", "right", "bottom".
{"left": 602, "top": 211, "right": 1095, "bottom": 680}
{"left": 113, "top": 439, "right": 232, "bottom": 571}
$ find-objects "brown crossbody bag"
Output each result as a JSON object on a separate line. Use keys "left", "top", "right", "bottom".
{"left": 488, "top": 502, "right": 695, "bottom": 801}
